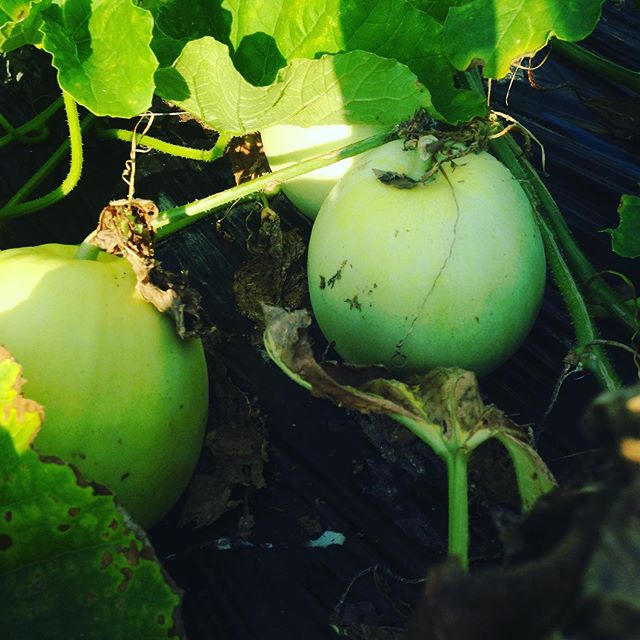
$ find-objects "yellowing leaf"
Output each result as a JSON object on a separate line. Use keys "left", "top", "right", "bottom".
{"left": 0, "top": 345, "right": 43, "bottom": 453}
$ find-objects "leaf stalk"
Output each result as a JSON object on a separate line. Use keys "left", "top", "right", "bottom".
{"left": 153, "top": 128, "right": 397, "bottom": 239}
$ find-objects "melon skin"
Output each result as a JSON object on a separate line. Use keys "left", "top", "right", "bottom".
{"left": 261, "top": 123, "right": 385, "bottom": 219}
{"left": 308, "top": 142, "right": 547, "bottom": 376}
{"left": 0, "top": 244, "right": 209, "bottom": 527}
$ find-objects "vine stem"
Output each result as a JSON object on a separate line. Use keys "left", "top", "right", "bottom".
{"left": 0, "top": 96, "right": 63, "bottom": 149}
{"left": 0, "top": 93, "right": 87, "bottom": 219}
{"left": 153, "top": 128, "right": 397, "bottom": 239}
{"left": 463, "top": 69, "right": 621, "bottom": 390}
{"left": 552, "top": 39, "right": 640, "bottom": 93}
{"left": 497, "top": 134, "right": 637, "bottom": 332}
{"left": 97, "top": 127, "right": 231, "bottom": 162}
{"left": 467, "top": 69, "right": 635, "bottom": 331}
{"left": 3, "top": 114, "right": 95, "bottom": 209}
{"left": 536, "top": 206, "right": 620, "bottom": 390}
{"left": 393, "top": 413, "right": 470, "bottom": 569}
{"left": 489, "top": 134, "right": 620, "bottom": 391}
{"left": 446, "top": 447, "right": 469, "bottom": 570}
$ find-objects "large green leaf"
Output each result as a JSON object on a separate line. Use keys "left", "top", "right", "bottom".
{"left": 0, "top": 0, "right": 50, "bottom": 52}
{"left": 0, "top": 435, "right": 184, "bottom": 638}
{"left": 0, "top": 347, "right": 183, "bottom": 639}
{"left": 143, "top": 0, "right": 230, "bottom": 67}
{"left": 444, "top": 0, "right": 605, "bottom": 78}
{"left": 147, "top": 0, "right": 483, "bottom": 124}
{"left": 224, "top": 0, "right": 485, "bottom": 123}
{"left": 156, "top": 38, "right": 432, "bottom": 134}
{"left": 39, "top": 0, "right": 158, "bottom": 117}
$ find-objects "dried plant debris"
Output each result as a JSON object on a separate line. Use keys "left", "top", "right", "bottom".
{"left": 403, "top": 385, "right": 640, "bottom": 640}
{"left": 262, "top": 306, "right": 544, "bottom": 458}
{"left": 92, "top": 198, "right": 207, "bottom": 337}
{"left": 179, "top": 357, "right": 267, "bottom": 528}
{"left": 233, "top": 207, "right": 308, "bottom": 333}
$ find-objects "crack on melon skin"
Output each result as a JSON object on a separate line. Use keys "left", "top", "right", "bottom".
{"left": 308, "top": 143, "right": 546, "bottom": 376}
{"left": 390, "top": 163, "right": 462, "bottom": 370}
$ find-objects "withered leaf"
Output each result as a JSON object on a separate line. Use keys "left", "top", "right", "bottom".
{"left": 91, "top": 198, "right": 206, "bottom": 338}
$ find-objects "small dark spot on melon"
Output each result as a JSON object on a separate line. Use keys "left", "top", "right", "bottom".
{"left": 0, "top": 534, "right": 13, "bottom": 551}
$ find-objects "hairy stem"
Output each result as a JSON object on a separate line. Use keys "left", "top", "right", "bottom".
{"left": 3, "top": 114, "right": 95, "bottom": 209}
{"left": 497, "top": 134, "right": 637, "bottom": 331}
{"left": 0, "top": 96, "right": 63, "bottom": 149}
{"left": 97, "top": 127, "right": 231, "bottom": 162}
{"left": 0, "top": 93, "right": 89, "bottom": 219}
{"left": 154, "top": 128, "right": 397, "bottom": 239}
{"left": 552, "top": 39, "right": 640, "bottom": 93}
{"left": 490, "top": 135, "right": 620, "bottom": 390}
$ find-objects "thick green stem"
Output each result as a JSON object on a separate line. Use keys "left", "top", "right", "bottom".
{"left": 0, "top": 96, "right": 63, "bottom": 149}
{"left": 154, "top": 128, "right": 397, "bottom": 239}
{"left": 495, "top": 134, "right": 637, "bottom": 332}
{"left": 490, "top": 135, "right": 620, "bottom": 390}
{"left": 537, "top": 211, "right": 620, "bottom": 389}
{"left": 0, "top": 93, "right": 87, "bottom": 219}
{"left": 463, "top": 69, "right": 623, "bottom": 389}
{"left": 446, "top": 447, "right": 470, "bottom": 570}
{"left": 97, "top": 127, "right": 231, "bottom": 162}
{"left": 552, "top": 39, "right": 640, "bottom": 93}
{"left": 467, "top": 68, "right": 635, "bottom": 332}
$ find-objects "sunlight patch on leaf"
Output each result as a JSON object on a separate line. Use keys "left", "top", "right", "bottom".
{"left": 156, "top": 38, "right": 432, "bottom": 135}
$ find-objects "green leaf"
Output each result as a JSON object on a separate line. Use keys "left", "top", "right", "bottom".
{"left": 224, "top": 0, "right": 484, "bottom": 123}
{"left": 406, "top": 0, "right": 470, "bottom": 23}
{"left": 0, "top": 0, "right": 50, "bottom": 52}
{"left": 157, "top": 38, "right": 432, "bottom": 135}
{"left": 444, "top": 0, "right": 605, "bottom": 78}
{"left": 40, "top": 0, "right": 158, "bottom": 117}
{"left": 493, "top": 430, "right": 557, "bottom": 509}
{"left": 609, "top": 192, "right": 640, "bottom": 259}
{"left": 147, "top": 0, "right": 483, "bottom": 124}
{"left": 0, "top": 427, "right": 183, "bottom": 639}
{"left": 0, "top": 346, "right": 43, "bottom": 454}
{"left": 143, "top": 0, "right": 230, "bottom": 67}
